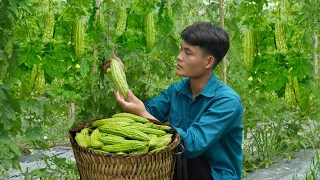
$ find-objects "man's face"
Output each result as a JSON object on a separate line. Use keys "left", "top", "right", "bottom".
{"left": 176, "top": 41, "right": 212, "bottom": 78}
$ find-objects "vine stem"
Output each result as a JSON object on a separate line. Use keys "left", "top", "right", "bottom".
{"left": 219, "top": 0, "right": 227, "bottom": 84}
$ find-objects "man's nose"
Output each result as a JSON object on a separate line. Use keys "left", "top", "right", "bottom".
{"left": 177, "top": 52, "right": 183, "bottom": 61}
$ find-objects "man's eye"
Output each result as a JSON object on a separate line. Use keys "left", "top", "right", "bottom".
{"left": 186, "top": 51, "right": 191, "bottom": 55}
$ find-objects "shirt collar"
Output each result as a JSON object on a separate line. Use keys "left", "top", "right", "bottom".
{"left": 199, "top": 73, "right": 219, "bottom": 98}
{"left": 175, "top": 73, "right": 219, "bottom": 98}
{"left": 174, "top": 78, "right": 192, "bottom": 98}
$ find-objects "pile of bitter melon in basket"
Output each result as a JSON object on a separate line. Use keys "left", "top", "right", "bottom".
{"left": 74, "top": 59, "right": 173, "bottom": 155}
{"left": 74, "top": 113, "right": 173, "bottom": 155}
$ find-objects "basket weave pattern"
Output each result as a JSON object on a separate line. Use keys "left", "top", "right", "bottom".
{"left": 69, "top": 119, "right": 180, "bottom": 180}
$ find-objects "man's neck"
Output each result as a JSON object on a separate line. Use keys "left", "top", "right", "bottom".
{"left": 189, "top": 71, "right": 212, "bottom": 99}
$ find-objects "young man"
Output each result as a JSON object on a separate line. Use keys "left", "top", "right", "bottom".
{"left": 105, "top": 22, "right": 243, "bottom": 180}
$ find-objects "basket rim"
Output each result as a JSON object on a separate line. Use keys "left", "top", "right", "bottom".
{"left": 69, "top": 116, "right": 181, "bottom": 157}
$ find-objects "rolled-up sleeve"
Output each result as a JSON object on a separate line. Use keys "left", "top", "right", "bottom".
{"left": 175, "top": 96, "right": 243, "bottom": 158}
{"left": 143, "top": 85, "right": 175, "bottom": 122}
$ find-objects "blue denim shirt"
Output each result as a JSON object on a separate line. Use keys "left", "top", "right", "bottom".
{"left": 144, "top": 73, "right": 243, "bottom": 180}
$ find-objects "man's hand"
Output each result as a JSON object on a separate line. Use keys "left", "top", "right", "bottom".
{"left": 114, "top": 90, "right": 159, "bottom": 121}
{"left": 114, "top": 90, "right": 146, "bottom": 115}
{"left": 103, "top": 52, "right": 125, "bottom": 73}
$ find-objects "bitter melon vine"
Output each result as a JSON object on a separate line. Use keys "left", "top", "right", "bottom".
{"left": 73, "top": 19, "right": 85, "bottom": 58}
{"left": 275, "top": 20, "right": 288, "bottom": 54}
{"left": 144, "top": 12, "right": 155, "bottom": 48}
{"left": 42, "top": 11, "right": 55, "bottom": 44}
{"left": 115, "top": 6, "right": 127, "bottom": 37}
{"left": 243, "top": 29, "right": 255, "bottom": 70}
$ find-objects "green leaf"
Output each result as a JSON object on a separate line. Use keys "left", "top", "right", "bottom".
{"left": 9, "top": 0, "right": 18, "bottom": 18}
{"left": 1, "top": 105, "right": 16, "bottom": 130}
{"left": 0, "top": 86, "right": 8, "bottom": 103}
{"left": 79, "top": 59, "right": 90, "bottom": 78}
{"left": 24, "top": 127, "right": 43, "bottom": 141}
{"left": 0, "top": 139, "right": 21, "bottom": 170}
{"left": 18, "top": 45, "right": 42, "bottom": 67}
{"left": 18, "top": 2, "right": 33, "bottom": 15}
{"left": 157, "top": 13, "right": 174, "bottom": 34}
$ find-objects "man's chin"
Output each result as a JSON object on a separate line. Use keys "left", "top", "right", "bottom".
{"left": 175, "top": 71, "right": 187, "bottom": 77}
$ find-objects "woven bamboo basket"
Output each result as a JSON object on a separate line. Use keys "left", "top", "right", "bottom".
{"left": 69, "top": 118, "right": 181, "bottom": 180}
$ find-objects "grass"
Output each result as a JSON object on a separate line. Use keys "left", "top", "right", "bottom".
{"left": 291, "top": 150, "right": 320, "bottom": 180}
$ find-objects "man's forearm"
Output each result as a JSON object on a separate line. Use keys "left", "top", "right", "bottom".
{"left": 139, "top": 110, "right": 159, "bottom": 122}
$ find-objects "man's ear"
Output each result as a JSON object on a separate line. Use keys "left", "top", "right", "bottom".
{"left": 205, "top": 56, "right": 215, "bottom": 69}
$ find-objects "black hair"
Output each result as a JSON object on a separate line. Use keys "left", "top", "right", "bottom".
{"left": 181, "top": 22, "right": 230, "bottom": 68}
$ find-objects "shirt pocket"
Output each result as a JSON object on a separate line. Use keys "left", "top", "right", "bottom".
{"left": 168, "top": 108, "right": 183, "bottom": 127}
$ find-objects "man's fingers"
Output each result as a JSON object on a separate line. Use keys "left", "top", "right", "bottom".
{"left": 113, "top": 56, "right": 122, "bottom": 63}
{"left": 127, "top": 90, "right": 136, "bottom": 101}
{"left": 103, "top": 62, "right": 110, "bottom": 73}
{"left": 114, "top": 90, "right": 128, "bottom": 107}
{"left": 103, "top": 58, "right": 111, "bottom": 65}
{"left": 114, "top": 90, "right": 125, "bottom": 106}
{"left": 112, "top": 52, "right": 117, "bottom": 60}
{"left": 112, "top": 51, "right": 117, "bottom": 58}
{"left": 102, "top": 58, "right": 111, "bottom": 73}
{"left": 114, "top": 90, "right": 123, "bottom": 101}
{"left": 103, "top": 62, "right": 110, "bottom": 69}
{"left": 112, "top": 52, "right": 122, "bottom": 63}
